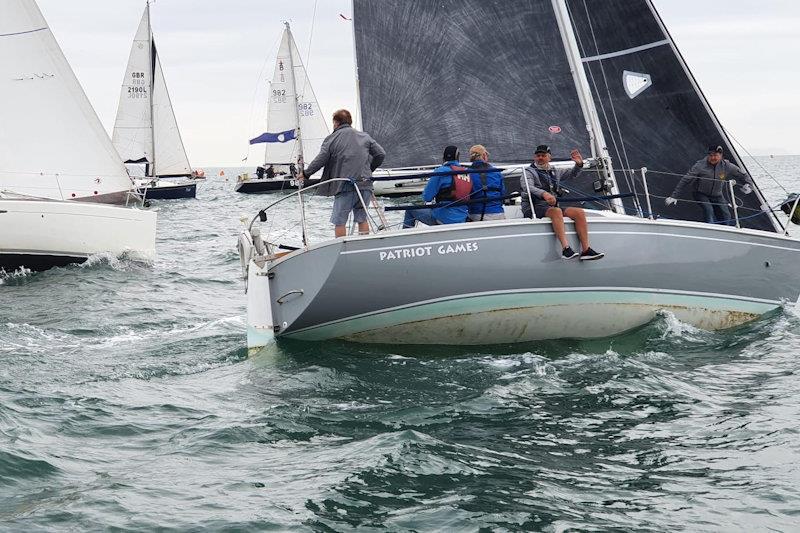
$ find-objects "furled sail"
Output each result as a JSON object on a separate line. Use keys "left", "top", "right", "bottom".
{"left": 353, "top": 0, "right": 592, "bottom": 168}
{"left": 0, "top": 0, "right": 133, "bottom": 202}
{"left": 565, "top": 0, "right": 778, "bottom": 232}
{"left": 353, "top": 0, "right": 780, "bottom": 232}
{"left": 112, "top": 4, "right": 192, "bottom": 178}
{"left": 258, "top": 24, "right": 329, "bottom": 166}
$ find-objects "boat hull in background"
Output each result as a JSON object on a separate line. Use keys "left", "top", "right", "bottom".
{"left": 137, "top": 179, "right": 197, "bottom": 200}
{"left": 0, "top": 198, "right": 156, "bottom": 272}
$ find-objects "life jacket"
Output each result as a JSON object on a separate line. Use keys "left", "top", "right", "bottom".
{"left": 435, "top": 164, "right": 472, "bottom": 203}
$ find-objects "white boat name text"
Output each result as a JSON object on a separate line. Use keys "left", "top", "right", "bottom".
{"left": 379, "top": 242, "right": 479, "bottom": 261}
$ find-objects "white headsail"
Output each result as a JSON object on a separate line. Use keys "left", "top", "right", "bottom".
{"left": 112, "top": 4, "right": 192, "bottom": 177}
{"left": 0, "top": 0, "right": 134, "bottom": 202}
{"left": 256, "top": 23, "right": 328, "bottom": 167}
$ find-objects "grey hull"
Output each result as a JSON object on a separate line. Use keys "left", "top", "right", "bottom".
{"left": 247, "top": 215, "right": 800, "bottom": 347}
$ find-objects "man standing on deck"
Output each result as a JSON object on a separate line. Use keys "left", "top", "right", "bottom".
{"left": 665, "top": 145, "right": 750, "bottom": 226}
{"left": 402, "top": 145, "right": 470, "bottom": 228}
{"left": 298, "top": 109, "right": 386, "bottom": 237}
{"left": 520, "top": 145, "right": 604, "bottom": 260}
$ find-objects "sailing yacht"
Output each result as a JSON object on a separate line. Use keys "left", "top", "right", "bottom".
{"left": 112, "top": 2, "right": 198, "bottom": 200}
{"left": 1, "top": 0, "right": 155, "bottom": 272}
{"left": 238, "top": 0, "right": 799, "bottom": 352}
{"left": 236, "top": 23, "right": 329, "bottom": 194}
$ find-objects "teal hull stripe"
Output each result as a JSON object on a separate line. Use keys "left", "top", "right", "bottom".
{"left": 282, "top": 289, "right": 779, "bottom": 342}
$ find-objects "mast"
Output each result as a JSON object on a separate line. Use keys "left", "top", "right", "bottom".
{"left": 286, "top": 22, "right": 303, "bottom": 166}
{"left": 350, "top": 0, "right": 362, "bottom": 130}
{"left": 551, "top": 0, "right": 623, "bottom": 214}
{"left": 146, "top": 1, "right": 156, "bottom": 178}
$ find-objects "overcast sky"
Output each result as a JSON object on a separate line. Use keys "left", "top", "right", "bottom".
{"left": 36, "top": 0, "right": 800, "bottom": 166}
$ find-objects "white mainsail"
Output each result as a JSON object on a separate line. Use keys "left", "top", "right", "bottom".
{"left": 0, "top": 0, "right": 134, "bottom": 202}
{"left": 261, "top": 23, "right": 329, "bottom": 167}
{"left": 112, "top": 4, "right": 192, "bottom": 177}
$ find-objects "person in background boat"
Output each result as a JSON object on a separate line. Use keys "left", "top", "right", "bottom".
{"left": 467, "top": 145, "right": 505, "bottom": 222}
{"left": 256, "top": 165, "right": 265, "bottom": 180}
{"left": 521, "top": 145, "right": 604, "bottom": 260}
{"left": 402, "top": 145, "right": 470, "bottom": 228}
{"left": 298, "top": 109, "right": 386, "bottom": 238}
{"left": 665, "top": 145, "right": 749, "bottom": 226}
{"left": 266, "top": 165, "right": 275, "bottom": 180}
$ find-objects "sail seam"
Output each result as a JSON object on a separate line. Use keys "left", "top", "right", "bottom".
{"left": 581, "top": 39, "right": 669, "bottom": 63}
{"left": 0, "top": 27, "right": 47, "bottom": 38}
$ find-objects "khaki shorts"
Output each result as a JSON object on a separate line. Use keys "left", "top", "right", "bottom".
{"left": 331, "top": 188, "right": 374, "bottom": 226}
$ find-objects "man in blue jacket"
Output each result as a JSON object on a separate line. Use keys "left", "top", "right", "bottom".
{"left": 467, "top": 145, "right": 506, "bottom": 221}
{"left": 402, "top": 145, "right": 470, "bottom": 228}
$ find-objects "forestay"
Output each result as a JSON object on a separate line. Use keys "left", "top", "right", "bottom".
{"left": 261, "top": 25, "right": 329, "bottom": 167}
{"left": 0, "top": 0, "right": 133, "bottom": 201}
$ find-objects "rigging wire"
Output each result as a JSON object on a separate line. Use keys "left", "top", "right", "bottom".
{"left": 576, "top": 0, "right": 638, "bottom": 200}
{"left": 565, "top": 2, "right": 636, "bottom": 200}
{"left": 723, "top": 128, "right": 790, "bottom": 195}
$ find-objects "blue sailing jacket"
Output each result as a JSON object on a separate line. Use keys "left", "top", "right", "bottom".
{"left": 423, "top": 161, "right": 469, "bottom": 224}
{"left": 468, "top": 161, "right": 505, "bottom": 216}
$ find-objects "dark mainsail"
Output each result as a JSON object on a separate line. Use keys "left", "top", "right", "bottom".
{"left": 353, "top": 0, "right": 591, "bottom": 168}
{"left": 353, "top": 0, "right": 780, "bottom": 232}
{"left": 564, "top": 0, "right": 778, "bottom": 232}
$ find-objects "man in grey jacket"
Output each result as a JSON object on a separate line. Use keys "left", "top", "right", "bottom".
{"left": 299, "top": 109, "right": 386, "bottom": 237}
{"left": 665, "top": 145, "right": 749, "bottom": 225}
{"left": 520, "top": 145, "right": 604, "bottom": 260}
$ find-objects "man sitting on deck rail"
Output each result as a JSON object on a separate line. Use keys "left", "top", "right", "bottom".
{"left": 402, "top": 145, "right": 471, "bottom": 229}
{"left": 467, "top": 145, "right": 506, "bottom": 222}
{"left": 665, "top": 145, "right": 750, "bottom": 226}
{"left": 298, "top": 109, "right": 386, "bottom": 237}
{"left": 521, "top": 145, "right": 604, "bottom": 261}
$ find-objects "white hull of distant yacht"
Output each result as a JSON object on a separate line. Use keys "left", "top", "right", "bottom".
{"left": 0, "top": 198, "right": 156, "bottom": 272}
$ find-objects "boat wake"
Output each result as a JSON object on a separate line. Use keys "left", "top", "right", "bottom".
{"left": 79, "top": 251, "right": 153, "bottom": 271}
{"left": 0, "top": 266, "right": 32, "bottom": 285}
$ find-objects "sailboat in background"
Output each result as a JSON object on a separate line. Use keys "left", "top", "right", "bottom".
{"left": 237, "top": 0, "right": 800, "bottom": 352}
{"left": 112, "top": 2, "right": 198, "bottom": 200}
{"left": 1, "top": 0, "right": 155, "bottom": 272}
{"left": 236, "top": 22, "right": 329, "bottom": 194}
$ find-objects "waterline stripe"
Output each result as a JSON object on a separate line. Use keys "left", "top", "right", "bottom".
{"left": 286, "top": 287, "right": 781, "bottom": 338}
{"left": 581, "top": 39, "right": 670, "bottom": 62}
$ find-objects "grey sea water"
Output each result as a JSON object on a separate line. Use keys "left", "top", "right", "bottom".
{"left": 2, "top": 157, "right": 799, "bottom": 532}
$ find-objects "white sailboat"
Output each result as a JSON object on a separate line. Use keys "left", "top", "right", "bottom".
{"left": 236, "top": 22, "right": 329, "bottom": 194}
{"left": 0, "top": 0, "right": 155, "bottom": 272}
{"left": 112, "top": 2, "right": 198, "bottom": 200}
